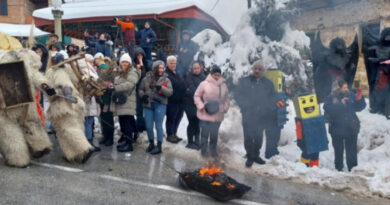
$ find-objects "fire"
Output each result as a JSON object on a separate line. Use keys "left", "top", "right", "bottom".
{"left": 199, "top": 163, "right": 224, "bottom": 177}
{"left": 226, "top": 183, "right": 235, "bottom": 189}
{"left": 211, "top": 181, "right": 222, "bottom": 186}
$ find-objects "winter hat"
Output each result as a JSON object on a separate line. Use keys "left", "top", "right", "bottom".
{"left": 210, "top": 65, "right": 221, "bottom": 74}
{"left": 119, "top": 53, "right": 132, "bottom": 64}
{"left": 94, "top": 52, "right": 104, "bottom": 59}
{"left": 152, "top": 60, "right": 165, "bottom": 71}
{"left": 85, "top": 54, "right": 94, "bottom": 62}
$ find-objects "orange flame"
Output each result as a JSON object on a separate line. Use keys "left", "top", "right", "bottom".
{"left": 226, "top": 183, "right": 235, "bottom": 189}
{"left": 211, "top": 181, "right": 222, "bottom": 186}
{"left": 199, "top": 163, "right": 224, "bottom": 177}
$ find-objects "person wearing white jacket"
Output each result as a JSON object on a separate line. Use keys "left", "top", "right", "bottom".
{"left": 81, "top": 54, "right": 101, "bottom": 151}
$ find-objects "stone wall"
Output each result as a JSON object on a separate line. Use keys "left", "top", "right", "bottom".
{"left": 291, "top": 0, "right": 390, "bottom": 96}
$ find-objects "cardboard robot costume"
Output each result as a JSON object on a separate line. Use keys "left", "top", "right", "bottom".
{"left": 0, "top": 49, "right": 53, "bottom": 167}
{"left": 45, "top": 53, "right": 93, "bottom": 163}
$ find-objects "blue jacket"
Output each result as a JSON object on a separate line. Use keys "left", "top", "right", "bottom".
{"left": 136, "top": 28, "right": 156, "bottom": 48}
{"left": 84, "top": 37, "right": 112, "bottom": 57}
{"left": 323, "top": 91, "right": 366, "bottom": 135}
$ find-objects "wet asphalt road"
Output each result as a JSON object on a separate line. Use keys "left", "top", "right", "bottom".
{"left": 0, "top": 134, "right": 389, "bottom": 205}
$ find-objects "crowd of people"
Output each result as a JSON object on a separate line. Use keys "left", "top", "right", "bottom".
{"left": 29, "top": 21, "right": 366, "bottom": 172}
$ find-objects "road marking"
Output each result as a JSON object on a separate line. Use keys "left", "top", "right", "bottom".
{"left": 30, "top": 161, "right": 84, "bottom": 173}
{"left": 29, "top": 160, "right": 266, "bottom": 205}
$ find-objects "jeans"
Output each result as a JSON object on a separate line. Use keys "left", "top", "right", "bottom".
{"left": 200, "top": 121, "right": 221, "bottom": 154}
{"left": 331, "top": 133, "right": 358, "bottom": 171}
{"left": 242, "top": 117, "right": 280, "bottom": 160}
{"left": 84, "top": 116, "right": 95, "bottom": 140}
{"left": 165, "top": 103, "right": 184, "bottom": 136}
{"left": 119, "top": 115, "right": 136, "bottom": 140}
{"left": 144, "top": 103, "right": 167, "bottom": 142}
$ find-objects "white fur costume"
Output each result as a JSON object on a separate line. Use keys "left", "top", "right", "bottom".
{"left": 0, "top": 49, "right": 52, "bottom": 167}
{"left": 45, "top": 61, "right": 93, "bottom": 163}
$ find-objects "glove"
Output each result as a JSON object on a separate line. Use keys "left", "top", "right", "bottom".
{"left": 155, "top": 85, "right": 162, "bottom": 91}
{"left": 141, "top": 95, "right": 149, "bottom": 104}
{"left": 45, "top": 87, "right": 56, "bottom": 96}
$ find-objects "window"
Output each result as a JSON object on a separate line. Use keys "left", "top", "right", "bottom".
{"left": 0, "top": 0, "right": 7, "bottom": 16}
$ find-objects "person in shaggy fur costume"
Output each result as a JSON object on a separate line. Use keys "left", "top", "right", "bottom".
{"left": 45, "top": 52, "right": 94, "bottom": 163}
{"left": 0, "top": 49, "right": 53, "bottom": 167}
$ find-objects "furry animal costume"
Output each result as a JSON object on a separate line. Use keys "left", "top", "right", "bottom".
{"left": 0, "top": 49, "right": 52, "bottom": 167}
{"left": 45, "top": 59, "right": 93, "bottom": 163}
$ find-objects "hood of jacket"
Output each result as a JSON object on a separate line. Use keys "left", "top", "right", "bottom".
{"left": 205, "top": 74, "right": 225, "bottom": 86}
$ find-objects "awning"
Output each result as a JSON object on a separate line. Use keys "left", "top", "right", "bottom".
{"left": 0, "top": 23, "right": 50, "bottom": 37}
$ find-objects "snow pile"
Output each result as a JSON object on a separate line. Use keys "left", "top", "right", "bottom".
{"left": 192, "top": 0, "right": 312, "bottom": 94}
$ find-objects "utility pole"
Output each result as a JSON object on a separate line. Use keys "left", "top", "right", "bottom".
{"left": 51, "top": 0, "right": 63, "bottom": 41}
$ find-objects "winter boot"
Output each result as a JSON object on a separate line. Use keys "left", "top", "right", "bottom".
{"left": 254, "top": 156, "right": 266, "bottom": 165}
{"left": 150, "top": 142, "right": 162, "bottom": 155}
{"left": 174, "top": 134, "right": 183, "bottom": 142}
{"left": 88, "top": 139, "right": 101, "bottom": 152}
{"left": 146, "top": 140, "right": 155, "bottom": 153}
{"left": 245, "top": 159, "right": 254, "bottom": 168}
{"left": 117, "top": 137, "right": 133, "bottom": 152}
{"left": 118, "top": 134, "right": 126, "bottom": 144}
{"left": 167, "top": 134, "right": 180, "bottom": 144}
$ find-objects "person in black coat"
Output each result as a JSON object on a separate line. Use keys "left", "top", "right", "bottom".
{"left": 324, "top": 79, "right": 366, "bottom": 171}
{"left": 177, "top": 30, "right": 199, "bottom": 77}
{"left": 183, "top": 61, "right": 206, "bottom": 150}
{"left": 234, "top": 60, "right": 278, "bottom": 167}
{"left": 165, "top": 55, "right": 186, "bottom": 143}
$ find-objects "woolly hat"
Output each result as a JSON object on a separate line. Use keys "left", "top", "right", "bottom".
{"left": 85, "top": 54, "right": 94, "bottom": 62}
{"left": 94, "top": 52, "right": 104, "bottom": 59}
{"left": 119, "top": 53, "right": 132, "bottom": 64}
{"left": 51, "top": 52, "right": 64, "bottom": 64}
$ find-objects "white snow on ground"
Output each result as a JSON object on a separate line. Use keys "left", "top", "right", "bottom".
{"left": 145, "top": 101, "right": 390, "bottom": 200}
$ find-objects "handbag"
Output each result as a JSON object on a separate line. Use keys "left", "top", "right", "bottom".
{"left": 112, "top": 92, "right": 127, "bottom": 104}
{"left": 112, "top": 81, "right": 137, "bottom": 105}
{"left": 204, "top": 84, "right": 222, "bottom": 115}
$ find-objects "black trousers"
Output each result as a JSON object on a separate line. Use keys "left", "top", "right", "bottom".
{"left": 136, "top": 95, "right": 146, "bottom": 133}
{"left": 100, "top": 111, "right": 114, "bottom": 142}
{"left": 200, "top": 121, "right": 221, "bottom": 154}
{"left": 184, "top": 105, "right": 200, "bottom": 143}
{"left": 119, "top": 115, "right": 136, "bottom": 141}
{"left": 165, "top": 103, "right": 184, "bottom": 136}
{"left": 331, "top": 133, "right": 358, "bottom": 171}
{"left": 242, "top": 117, "right": 280, "bottom": 160}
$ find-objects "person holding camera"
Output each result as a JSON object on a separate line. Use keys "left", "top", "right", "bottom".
{"left": 194, "top": 65, "right": 230, "bottom": 158}
{"left": 138, "top": 60, "right": 173, "bottom": 155}
{"left": 324, "top": 79, "right": 366, "bottom": 172}
{"left": 109, "top": 54, "right": 141, "bottom": 152}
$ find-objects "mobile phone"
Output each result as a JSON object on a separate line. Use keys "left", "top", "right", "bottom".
{"left": 356, "top": 88, "right": 362, "bottom": 100}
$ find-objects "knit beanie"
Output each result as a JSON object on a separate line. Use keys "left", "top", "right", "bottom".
{"left": 94, "top": 52, "right": 104, "bottom": 59}
{"left": 85, "top": 54, "right": 94, "bottom": 62}
{"left": 119, "top": 53, "right": 132, "bottom": 64}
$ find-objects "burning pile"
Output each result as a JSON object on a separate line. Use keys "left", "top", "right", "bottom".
{"left": 179, "top": 163, "right": 251, "bottom": 201}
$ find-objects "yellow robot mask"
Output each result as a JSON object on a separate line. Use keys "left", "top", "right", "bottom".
{"left": 294, "top": 93, "right": 320, "bottom": 119}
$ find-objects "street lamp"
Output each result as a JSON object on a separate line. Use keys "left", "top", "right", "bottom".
{"left": 51, "top": 0, "right": 63, "bottom": 41}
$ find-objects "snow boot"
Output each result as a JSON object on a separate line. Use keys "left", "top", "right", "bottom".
{"left": 150, "top": 142, "right": 162, "bottom": 155}
{"left": 146, "top": 140, "right": 155, "bottom": 153}
{"left": 254, "top": 156, "right": 265, "bottom": 165}
{"left": 117, "top": 137, "right": 133, "bottom": 152}
{"left": 245, "top": 159, "right": 254, "bottom": 168}
{"left": 167, "top": 134, "right": 180, "bottom": 143}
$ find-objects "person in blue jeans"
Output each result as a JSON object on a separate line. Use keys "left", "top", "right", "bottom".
{"left": 138, "top": 60, "right": 173, "bottom": 155}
